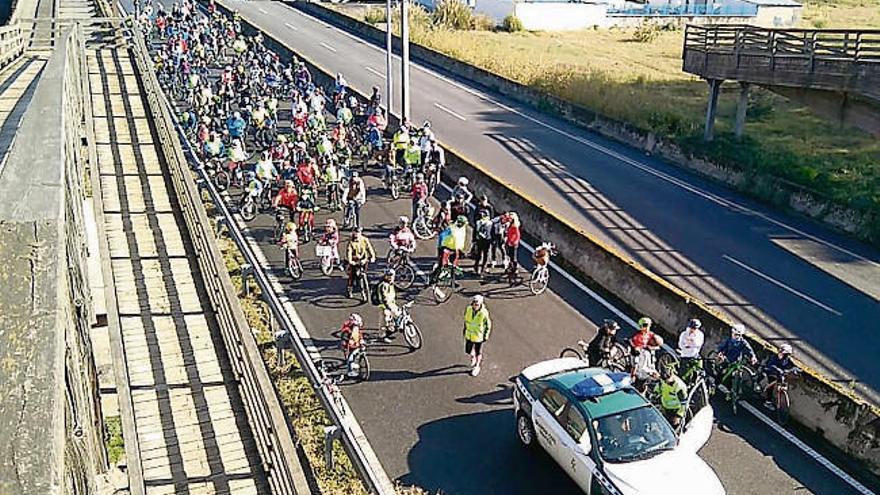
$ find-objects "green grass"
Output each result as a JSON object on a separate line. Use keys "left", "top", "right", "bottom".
{"left": 341, "top": 3, "right": 880, "bottom": 238}
{"left": 105, "top": 415, "right": 125, "bottom": 465}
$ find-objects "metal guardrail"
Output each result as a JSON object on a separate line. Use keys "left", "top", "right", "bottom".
{"left": 127, "top": 28, "right": 314, "bottom": 495}
{"left": 685, "top": 24, "right": 880, "bottom": 63}
{"left": 127, "top": 13, "right": 396, "bottom": 493}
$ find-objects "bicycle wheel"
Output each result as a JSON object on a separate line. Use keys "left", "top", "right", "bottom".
{"left": 559, "top": 348, "right": 583, "bottom": 360}
{"left": 657, "top": 352, "right": 679, "bottom": 373}
{"left": 432, "top": 269, "right": 454, "bottom": 303}
{"left": 214, "top": 170, "right": 230, "bottom": 191}
{"left": 390, "top": 180, "right": 400, "bottom": 200}
{"left": 403, "top": 322, "right": 423, "bottom": 350}
{"left": 287, "top": 254, "right": 303, "bottom": 280}
{"left": 528, "top": 266, "right": 550, "bottom": 295}
{"left": 413, "top": 218, "right": 433, "bottom": 240}
{"left": 301, "top": 224, "right": 312, "bottom": 244}
{"left": 359, "top": 271, "right": 370, "bottom": 304}
{"left": 394, "top": 263, "right": 415, "bottom": 290}
{"left": 241, "top": 200, "right": 256, "bottom": 221}
{"left": 356, "top": 353, "right": 370, "bottom": 382}
{"left": 320, "top": 256, "right": 333, "bottom": 276}
{"left": 775, "top": 388, "right": 791, "bottom": 425}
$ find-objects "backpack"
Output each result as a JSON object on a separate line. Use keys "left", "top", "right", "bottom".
{"left": 370, "top": 281, "right": 382, "bottom": 306}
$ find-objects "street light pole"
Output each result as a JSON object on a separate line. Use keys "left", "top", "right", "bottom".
{"left": 385, "top": 0, "right": 393, "bottom": 116}
{"left": 400, "top": 0, "right": 410, "bottom": 121}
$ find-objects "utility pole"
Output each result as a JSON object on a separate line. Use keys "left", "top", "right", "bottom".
{"left": 400, "top": 0, "right": 411, "bottom": 121}
{"left": 385, "top": 0, "right": 393, "bottom": 116}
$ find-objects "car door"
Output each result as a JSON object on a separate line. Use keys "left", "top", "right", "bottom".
{"left": 678, "top": 378, "right": 714, "bottom": 452}
{"left": 534, "top": 387, "right": 570, "bottom": 464}
{"left": 557, "top": 405, "right": 596, "bottom": 493}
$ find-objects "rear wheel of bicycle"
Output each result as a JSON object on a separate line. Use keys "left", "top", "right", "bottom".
{"left": 356, "top": 353, "right": 370, "bottom": 382}
{"left": 214, "top": 170, "right": 230, "bottom": 191}
{"left": 432, "top": 269, "right": 455, "bottom": 303}
{"left": 394, "top": 263, "right": 415, "bottom": 290}
{"left": 528, "top": 266, "right": 550, "bottom": 295}
{"left": 403, "top": 322, "right": 423, "bottom": 350}
{"left": 775, "top": 388, "right": 791, "bottom": 425}
{"left": 413, "top": 219, "right": 433, "bottom": 240}
{"left": 559, "top": 348, "right": 583, "bottom": 360}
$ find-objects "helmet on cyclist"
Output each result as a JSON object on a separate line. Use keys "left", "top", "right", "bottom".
{"left": 348, "top": 313, "right": 363, "bottom": 327}
{"left": 399, "top": 216, "right": 410, "bottom": 226}
{"left": 603, "top": 319, "right": 620, "bottom": 332}
{"left": 687, "top": 318, "right": 702, "bottom": 329}
{"left": 457, "top": 177, "right": 469, "bottom": 187}
{"left": 285, "top": 222, "right": 297, "bottom": 233}
{"left": 384, "top": 268, "right": 395, "bottom": 278}
{"left": 455, "top": 215, "right": 468, "bottom": 227}
{"left": 283, "top": 179, "right": 295, "bottom": 188}
{"left": 780, "top": 343, "right": 793, "bottom": 355}
{"left": 731, "top": 324, "right": 746, "bottom": 338}
{"left": 638, "top": 317, "right": 652, "bottom": 328}
{"left": 416, "top": 173, "right": 424, "bottom": 181}
{"left": 471, "top": 294, "right": 484, "bottom": 306}
{"left": 325, "top": 219, "right": 337, "bottom": 230}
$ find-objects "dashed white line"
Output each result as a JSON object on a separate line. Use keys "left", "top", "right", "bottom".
{"left": 433, "top": 102, "right": 467, "bottom": 121}
{"left": 723, "top": 255, "right": 842, "bottom": 316}
{"left": 284, "top": 22, "right": 298, "bottom": 31}
{"left": 257, "top": 7, "right": 267, "bottom": 14}
{"left": 319, "top": 42, "right": 338, "bottom": 53}
{"left": 364, "top": 65, "right": 385, "bottom": 79}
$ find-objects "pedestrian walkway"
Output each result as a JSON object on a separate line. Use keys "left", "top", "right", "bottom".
{"left": 90, "top": 45, "right": 269, "bottom": 495}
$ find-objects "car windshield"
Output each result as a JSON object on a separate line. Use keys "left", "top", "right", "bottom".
{"left": 593, "top": 405, "right": 677, "bottom": 463}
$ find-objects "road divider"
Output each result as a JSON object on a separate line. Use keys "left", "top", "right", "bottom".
{"left": 213, "top": 0, "right": 880, "bottom": 483}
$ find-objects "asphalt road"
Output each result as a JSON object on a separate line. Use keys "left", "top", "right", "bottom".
{"left": 131, "top": 1, "right": 878, "bottom": 492}
{"left": 219, "top": 0, "right": 880, "bottom": 405}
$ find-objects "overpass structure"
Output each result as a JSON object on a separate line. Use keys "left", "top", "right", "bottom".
{"left": 683, "top": 24, "right": 880, "bottom": 139}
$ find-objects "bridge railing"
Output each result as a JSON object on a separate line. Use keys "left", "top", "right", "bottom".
{"left": 685, "top": 24, "right": 880, "bottom": 63}
{"left": 0, "top": 23, "right": 25, "bottom": 70}
{"left": 128, "top": 27, "right": 314, "bottom": 495}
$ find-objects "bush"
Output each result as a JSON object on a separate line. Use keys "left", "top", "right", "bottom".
{"left": 364, "top": 7, "right": 386, "bottom": 25}
{"left": 812, "top": 18, "right": 828, "bottom": 28}
{"left": 633, "top": 20, "right": 661, "bottom": 43}
{"left": 432, "top": 0, "right": 475, "bottom": 30}
{"left": 474, "top": 14, "right": 495, "bottom": 31}
{"left": 502, "top": 14, "right": 523, "bottom": 32}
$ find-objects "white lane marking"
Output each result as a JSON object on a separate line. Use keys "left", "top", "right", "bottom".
{"left": 319, "top": 41, "right": 338, "bottom": 53}
{"left": 739, "top": 402, "right": 876, "bottom": 495}
{"left": 364, "top": 65, "right": 385, "bottom": 79}
{"left": 433, "top": 102, "right": 467, "bottom": 121}
{"left": 258, "top": 7, "right": 267, "bottom": 14}
{"left": 284, "top": 22, "right": 298, "bottom": 31}
{"left": 221, "top": 5, "right": 875, "bottom": 491}
{"left": 289, "top": 6, "right": 879, "bottom": 270}
{"left": 723, "top": 255, "right": 842, "bottom": 316}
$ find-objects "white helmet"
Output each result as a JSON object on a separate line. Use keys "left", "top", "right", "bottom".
{"left": 349, "top": 313, "right": 363, "bottom": 326}
{"left": 471, "top": 294, "right": 484, "bottom": 306}
{"left": 399, "top": 216, "right": 409, "bottom": 225}
{"left": 731, "top": 324, "right": 746, "bottom": 337}
{"left": 780, "top": 343, "right": 793, "bottom": 354}
{"left": 457, "top": 177, "right": 469, "bottom": 187}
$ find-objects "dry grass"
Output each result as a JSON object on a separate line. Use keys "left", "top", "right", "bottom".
{"left": 338, "top": 3, "right": 880, "bottom": 228}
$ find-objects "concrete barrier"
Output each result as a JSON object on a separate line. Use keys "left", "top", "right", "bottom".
{"left": 216, "top": 0, "right": 880, "bottom": 479}
{"left": 292, "top": 1, "right": 880, "bottom": 245}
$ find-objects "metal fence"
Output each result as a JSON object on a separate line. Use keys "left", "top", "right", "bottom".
{"left": 127, "top": 28, "right": 314, "bottom": 495}
{"left": 685, "top": 24, "right": 880, "bottom": 62}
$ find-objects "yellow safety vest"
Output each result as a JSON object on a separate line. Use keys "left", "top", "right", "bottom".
{"left": 393, "top": 131, "right": 409, "bottom": 150}
{"left": 655, "top": 377, "right": 687, "bottom": 414}
{"left": 464, "top": 306, "right": 491, "bottom": 343}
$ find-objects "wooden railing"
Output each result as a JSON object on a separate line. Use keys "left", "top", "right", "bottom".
{"left": 0, "top": 23, "right": 25, "bottom": 69}
{"left": 685, "top": 24, "right": 880, "bottom": 63}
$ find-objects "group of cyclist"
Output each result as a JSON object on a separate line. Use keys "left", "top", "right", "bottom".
{"left": 582, "top": 316, "right": 798, "bottom": 426}
{"left": 144, "top": 1, "right": 798, "bottom": 412}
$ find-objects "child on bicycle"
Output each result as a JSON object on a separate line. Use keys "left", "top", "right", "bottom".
{"left": 279, "top": 221, "right": 299, "bottom": 259}
{"left": 319, "top": 219, "right": 341, "bottom": 269}
{"left": 296, "top": 187, "right": 317, "bottom": 233}
{"left": 339, "top": 313, "right": 365, "bottom": 377}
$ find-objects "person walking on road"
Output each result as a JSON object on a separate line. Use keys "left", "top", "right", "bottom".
{"left": 463, "top": 295, "right": 492, "bottom": 377}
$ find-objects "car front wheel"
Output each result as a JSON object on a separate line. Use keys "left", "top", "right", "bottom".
{"left": 516, "top": 413, "right": 536, "bottom": 449}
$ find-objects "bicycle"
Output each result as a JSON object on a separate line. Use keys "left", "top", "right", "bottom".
{"left": 273, "top": 207, "right": 290, "bottom": 243}
{"left": 559, "top": 340, "right": 630, "bottom": 372}
{"left": 384, "top": 167, "right": 401, "bottom": 200}
{"left": 385, "top": 301, "right": 423, "bottom": 350}
{"left": 349, "top": 262, "right": 371, "bottom": 303}
{"left": 387, "top": 248, "right": 416, "bottom": 290}
{"left": 758, "top": 368, "right": 798, "bottom": 425}
{"left": 706, "top": 351, "right": 756, "bottom": 415}
{"left": 432, "top": 263, "right": 463, "bottom": 303}
{"left": 342, "top": 344, "right": 370, "bottom": 382}
{"left": 239, "top": 191, "right": 258, "bottom": 221}
{"left": 283, "top": 245, "right": 303, "bottom": 280}
{"left": 528, "top": 244, "right": 556, "bottom": 295}
{"left": 315, "top": 241, "right": 338, "bottom": 276}
{"left": 413, "top": 202, "right": 436, "bottom": 240}
{"left": 343, "top": 199, "right": 358, "bottom": 231}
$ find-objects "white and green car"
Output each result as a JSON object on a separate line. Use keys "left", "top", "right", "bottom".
{"left": 513, "top": 358, "right": 724, "bottom": 495}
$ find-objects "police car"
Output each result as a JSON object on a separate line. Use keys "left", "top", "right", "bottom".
{"left": 513, "top": 358, "right": 724, "bottom": 495}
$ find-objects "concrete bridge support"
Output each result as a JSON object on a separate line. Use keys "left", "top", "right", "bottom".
{"left": 703, "top": 78, "right": 722, "bottom": 141}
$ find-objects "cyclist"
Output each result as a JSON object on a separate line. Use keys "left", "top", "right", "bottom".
{"left": 473, "top": 210, "right": 493, "bottom": 276}
{"left": 255, "top": 150, "right": 277, "bottom": 184}
{"left": 241, "top": 171, "right": 263, "bottom": 209}
{"left": 760, "top": 343, "right": 798, "bottom": 409}
{"left": 377, "top": 269, "right": 400, "bottom": 343}
{"left": 585, "top": 319, "right": 621, "bottom": 367}
{"left": 677, "top": 318, "right": 705, "bottom": 383}
{"left": 389, "top": 216, "right": 416, "bottom": 258}
{"left": 451, "top": 176, "right": 473, "bottom": 205}
{"left": 318, "top": 218, "right": 342, "bottom": 271}
{"left": 296, "top": 187, "right": 317, "bottom": 235}
{"left": 323, "top": 159, "right": 343, "bottom": 209}
{"left": 430, "top": 215, "right": 468, "bottom": 289}
{"left": 630, "top": 317, "right": 664, "bottom": 352}
{"left": 279, "top": 221, "right": 299, "bottom": 259}
{"left": 226, "top": 111, "right": 246, "bottom": 140}
{"left": 344, "top": 171, "right": 366, "bottom": 229}
{"left": 202, "top": 131, "right": 225, "bottom": 160}
{"left": 630, "top": 317, "right": 663, "bottom": 390}
{"left": 418, "top": 120, "right": 434, "bottom": 164}
{"left": 715, "top": 324, "right": 757, "bottom": 367}
{"left": 273, "top": 179, "right": 299, "bottom": 221}
{"left": 339, "top": 313, "right": 365, "bottom": 378}
{"left": 392, "top": 124, "right": 409, "bottom": 167}
{"left": 653, "top": 364, "right": 688, "bottom": 429}
{"left": 463, "top": 294, "right": 492, "bottom": 377}
{"left": 346, "top": 228, "right": 376, "bottom": 298}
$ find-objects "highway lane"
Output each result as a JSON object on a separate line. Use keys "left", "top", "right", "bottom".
{"left": 221, "top": 0, "right": 880, "bottom": 404}
{"left": 237, "top": 171, "right": 868, "bottom": 495}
